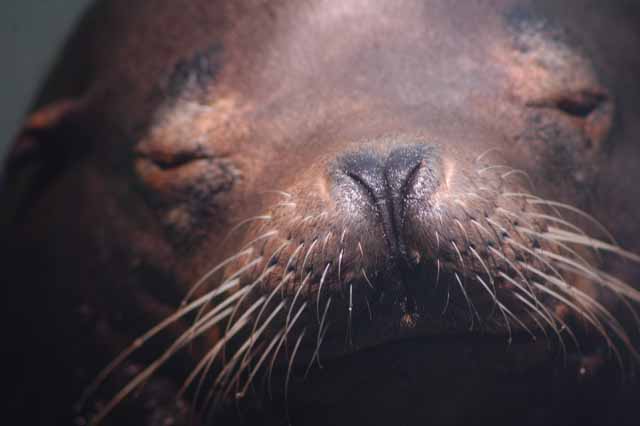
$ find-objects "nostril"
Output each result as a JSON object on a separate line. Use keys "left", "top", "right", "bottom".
{"left": 337, "top": 144, "right": 436, "bottom": 200}
{"left": 342, "top": 170, "right": 373, "bottom": 208}
{"left": 335, "top": 144, "right": 440, "bottom": 199}
{"left": 333, "top": 143, "right": 441, "bottom": 257}
{"left": 384, "top": 145, "right": 429, "bottom": 200}
{"left": 339, "top": 153, "right": 386, "bottom": 199}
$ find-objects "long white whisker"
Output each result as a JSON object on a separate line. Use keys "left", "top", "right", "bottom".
{"left": 502, "top": 194, "right": 617, "bottom": 244}
{"left": 194, "top": 257, "right": 264, "bottom": 326}
{"left": 454, "top": 272, "right": 476, "bottom": 330}
{"left": 90, "top": 305, "right": 235, "bottom": 426}
{"left": 316, "top": 263, "right": 331, "bottom": 322}
{"left": 196, "top": 296, "right": 268, "bottom": 413}
{"left": 241, "top": 230, "right": 279, "bottom": 251}
{"left": 80, "top": 277, "right": 241, "bottom": 408}
{"left": 219, "top": 301, "right": 287, "bottom": 402}
{"left": 285, "top": 328, "right": 307, "bottom": 405}
{"left": 542, "top": 227, "right": 640, "bottom": 263}
{"left": 223, "top": 215, "right": 272, "bottom": 245}
{"left": 267, "top": 302, "right": 308, "bottom": 399}
{"left": 182, "top": 249, "right": 253, "bottom": 305}
{"left": 308, "top": 297, "right": 333, "bottom": 374}
{"left": 238, "top": 329, "right": 285, "bottom": 397}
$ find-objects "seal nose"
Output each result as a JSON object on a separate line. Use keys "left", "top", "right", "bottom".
{"left": 334, "top": 144, "right": 441, "bottom": 257}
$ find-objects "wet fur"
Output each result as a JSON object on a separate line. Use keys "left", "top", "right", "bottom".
{"left": 4, "top": 1, "right": 640, "bottom": 426}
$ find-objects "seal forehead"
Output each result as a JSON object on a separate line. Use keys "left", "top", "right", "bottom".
{"left": 82, "top": 0, "right": 634, "bottom": 141}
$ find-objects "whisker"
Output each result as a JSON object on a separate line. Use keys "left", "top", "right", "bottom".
{"left": 238, "top": 329, "right": 285, "bottom": 397}
{"left": 281, "top": 274, "right": 311, "bottom": 360}
{"left": 259, "top": 190, "right": 292, "bottom": 199}
{"left": 454, "top": 272, "right": 476, "bottom": 330}
{"left": 558, "top": 262, "right": 640, "bottom": 335}
{"left": 218, "top": 301, "right": 287, "bottom": 403}
{"left": 598, "top": 269, "right": 640, "bottom": 310}
{"left": 497, "top": 299, "right": 536, "bottom": 343}
{"left": 338, "top": 248, "right": 345, "bottom": 284}
{"left": 301, "top": 239, "right": 319, "bottom": 277}
{"left": 500, "top": 169, "right": 536, "bottom": 192}
{"left": 272, "top": 201, "right": 297, "bottom": 210}
{"left": 361, "top": 269, "right": 374, "bottom": 289}
{"left": 267, "top": 302, "right": 308, "bottom": 400}
{"left": 512, "top": 292, "right": 560, "bottom": 352}
{"left": 475, "top": 274, "right": 507, "bottom": 336}
{"left": 347, "top": 283, "right": 354, "bottom": 347}
{"left": 321, "top": 232, "right": 333, "bottom": 258}
{"left": 476, "top": 164, "right": 511, "bottom": 175}
{"left": 265, "top": 241, "right": 292, "bottom": 270}
{"left": 450, "top": 241, "right": 465, "bottom": 270}
{"left": 543, "top": 227, "right": 640, "bottom": 263}
{"left": 488, "top": 246, "right": 535, "bottom": 297}
{"left": 469, "top": 247, "right": 494, "bottom": 288}
{"left": 221, "top": 268, "right": 276, "bottom": 363}
{"left": 283, "top": 244, "right": 305, "bottom": 280}
{"left": 502, "top": 194, "right": 617, "bottom": 245}
{"left": 474, "top": 147, "right": 502, "bottom": 164}
{"left": 182, "top": 249, "right": 253, "bottom": 305}
{"left": 198, "top": 297, "right": 269, "bottom": 413}
{"left": 316, "top": 263, "right": 332, "bottom": 323}
{"left": 222, "top": 215, "right": 272, "bottom": 245}
{"left": 308, "top": 297, "right": 332, "bottom": 374}
{"left": 90, "top": 304, "right": 238, "bottom": 426}
{"left": 364, "top": 295, "right": 373, "bottom": 321}
{"left": 241, "top": 230, "right": 279, "bottom": 251}
{"left": 284, "top": 328, "right": 307, "bottom": 424}
{"left": 455, "top": 219, "right": 471, "bottom": 246}
{"left": 514, "top": 225, "right": 600, "bottom": 269}
{"left": 520, "top": 211, "right": 590, "bottom": 239}
{"left": 526, "top": 269, "right": 615, "bottom": 352}
{"left": 194, "top": 257, "right": 264, "bottom": 325}
{"left": 241, "top": 272, "right": 297, "bottom": 380}
{"left": 498, "top": 272, "right": 559, "bottom": 336}
{"left": 80, "top": 277, "right": 242, "bottom": 409}
{"left": 179, "top": 288, "right": 257, "bottom": 397}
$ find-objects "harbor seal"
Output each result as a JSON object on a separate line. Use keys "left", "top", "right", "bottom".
{"left": 3, "top": 0, "right": 640, "bottom": 425}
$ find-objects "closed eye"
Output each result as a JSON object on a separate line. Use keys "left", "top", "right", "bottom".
{"left": 554, "top": 91, "right": 608, "bottom": 119}
{"left": 525, "top": 89, "right": 612, "bottom": 122}
{"left": 135, "top": 150, "right": 211, "bottom": 170}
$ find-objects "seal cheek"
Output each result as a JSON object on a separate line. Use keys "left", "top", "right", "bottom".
{"left": 133, "top": 154, "right": 240, "bottom": 242}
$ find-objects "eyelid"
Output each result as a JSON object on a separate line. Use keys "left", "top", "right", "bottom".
{"left": 525, "top": 89, "right": 610, "bottom": 119}
{"left": 554, "top": 92, "right": 607, "bottom": 118}
{"left": 135, "top": 150, "right": 211, "bottom": 170}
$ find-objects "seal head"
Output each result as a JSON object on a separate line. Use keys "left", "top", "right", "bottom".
{"left": 4, "top": 1, "right": 640, "bottom": 425}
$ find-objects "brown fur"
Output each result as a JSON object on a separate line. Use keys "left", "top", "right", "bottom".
{"left": 3, "top": 1, "right": 640, "bottom": 425}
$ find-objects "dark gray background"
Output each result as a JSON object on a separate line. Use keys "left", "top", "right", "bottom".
{"left": 1, "top": 1, "right": 91, "bottom": 160}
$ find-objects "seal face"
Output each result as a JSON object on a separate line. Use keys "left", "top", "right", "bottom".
{"left": 4, "top": 1, "right": 640, "bottom": 425}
